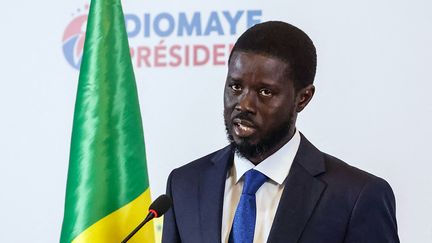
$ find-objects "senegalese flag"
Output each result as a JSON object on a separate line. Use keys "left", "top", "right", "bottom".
{"left": 60, "top": 0, "right": 155, "bottom": 242}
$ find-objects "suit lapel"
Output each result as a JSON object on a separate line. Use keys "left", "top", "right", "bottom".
{"left": 198, "top": 145, "right": 234, "bottom": 243}
{"left": 267, "top": 134, "right": 327, "bottom": 243}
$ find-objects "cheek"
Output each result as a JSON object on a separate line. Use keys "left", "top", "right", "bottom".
{"left": 223, "top": 93, "right": 234, "bottom": 117}
{"left": 260, "top": 99, "right": 287, "bottom": 114}
{"left": 260, "top": 101, "right": 294, "bottom": 123}
{"left": 223, "top": 90, "right": 236, "bottom": 109}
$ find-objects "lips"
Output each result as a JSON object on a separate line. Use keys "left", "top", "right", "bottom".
{"left": 232, "top": 118, "right": 257, "bottom": 138}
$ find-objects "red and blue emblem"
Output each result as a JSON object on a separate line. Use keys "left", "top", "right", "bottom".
{"left": 62, "top": 12, "right": 87, "bottom": 70}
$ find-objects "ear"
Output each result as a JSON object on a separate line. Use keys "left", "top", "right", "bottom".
{"left": 295, "top": 84, "right": 315, "bottom": 112}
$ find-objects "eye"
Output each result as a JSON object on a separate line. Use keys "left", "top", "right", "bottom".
{"left": 230, "top": 84, "right": 242, "bottom": 92}
{"left": 259, "top": 88, "right": 273, "bottom": 97}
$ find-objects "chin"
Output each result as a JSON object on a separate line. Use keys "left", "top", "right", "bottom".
{"left": 225, "top": 123, "right": 262, "bottom": 157}
{"left": 230, "top": 137, "right": 264, "bottom": 158}
{"left": 233, "top": 136, "right": 257, "bottom": 147}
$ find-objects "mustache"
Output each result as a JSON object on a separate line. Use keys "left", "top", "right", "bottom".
{"left": 232, "top": 112, "right": 256, "bottom": 125}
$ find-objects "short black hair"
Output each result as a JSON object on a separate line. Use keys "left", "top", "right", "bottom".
{"left": 229, "top": 21, "right": 317, "bottom": 90}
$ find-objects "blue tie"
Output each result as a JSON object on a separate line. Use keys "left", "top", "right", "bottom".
{"left": 229, "top": 169, "right": 268, "bottom": 243}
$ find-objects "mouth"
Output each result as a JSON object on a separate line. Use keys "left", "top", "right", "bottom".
{"left": 232, "top": 118, "right": 257, "bottom": 138}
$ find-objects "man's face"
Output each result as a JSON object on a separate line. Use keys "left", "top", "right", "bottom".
{"left": 224, "top": 51, "right": 298, "bottom": 162}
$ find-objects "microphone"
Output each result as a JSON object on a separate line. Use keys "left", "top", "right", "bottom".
{"left": 121, "top": 194, "right": 172, "bottom": 243}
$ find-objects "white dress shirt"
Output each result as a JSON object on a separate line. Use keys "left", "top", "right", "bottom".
{"left": 221, "top": 130, "right": 301, "bottom": 243}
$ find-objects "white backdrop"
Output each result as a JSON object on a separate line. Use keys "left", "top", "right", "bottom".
{"left": 0, "top": 0, "right": 431, "bottom": 242}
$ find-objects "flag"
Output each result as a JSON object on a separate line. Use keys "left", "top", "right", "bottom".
{"left": 60, "top": 0, "right": 155, "bottom": 242}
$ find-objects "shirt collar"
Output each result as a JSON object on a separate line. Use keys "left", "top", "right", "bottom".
{"left": 232, "top": 129, "right": 301, "bottom": 185}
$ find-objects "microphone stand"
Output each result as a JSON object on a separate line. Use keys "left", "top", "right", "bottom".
{"left": 121, "top": 212, "right": 155, "bottom": 243}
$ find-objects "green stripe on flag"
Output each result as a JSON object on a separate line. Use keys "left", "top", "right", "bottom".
{"left": 60, "top": 0, "right": 151, "bottom": 242}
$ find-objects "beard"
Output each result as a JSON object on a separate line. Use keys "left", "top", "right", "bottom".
{"left": 224, "top": 112, "right": 294, "bottom": 160}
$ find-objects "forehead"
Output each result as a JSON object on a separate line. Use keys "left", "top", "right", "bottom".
{"left": 228, "top": 51, "right": 290, "bottom": 84}
{"left": 228, "top": 51, "right": 289, "bottom": 79}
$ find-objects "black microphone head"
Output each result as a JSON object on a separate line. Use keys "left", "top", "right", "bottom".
{"left": 149, "top": 194, "right": 172, "bottom": 218}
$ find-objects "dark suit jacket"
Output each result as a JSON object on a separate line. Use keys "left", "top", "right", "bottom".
{"left": 162, "top": 134, "right": 399, "bottom": 243}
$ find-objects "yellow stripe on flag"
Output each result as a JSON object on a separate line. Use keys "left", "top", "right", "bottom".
{"left": 72, "top": 189, "right": 155, "bottom": 243}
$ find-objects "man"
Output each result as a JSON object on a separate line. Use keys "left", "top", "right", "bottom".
{"left": 162, "top": 21, "right": 399, "bottom": 243}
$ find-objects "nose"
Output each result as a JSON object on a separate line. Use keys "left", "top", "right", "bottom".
{"left": 235, "top": 90, "right": 257, "bottom": 114}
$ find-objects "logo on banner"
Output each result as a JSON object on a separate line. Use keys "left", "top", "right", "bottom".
{"left": 62, "top": 5, "right": 89, "bottom": 70}
{"left": 62, "top": 4, "right": 263, "bottom": 70}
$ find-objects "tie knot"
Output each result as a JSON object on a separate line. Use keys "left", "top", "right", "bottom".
{"left": 242, "top": 169, "right": 268, "bottom": 195}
